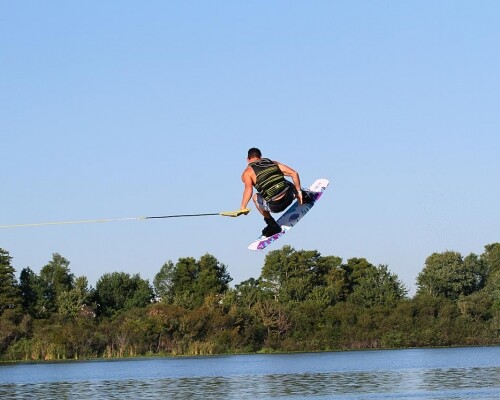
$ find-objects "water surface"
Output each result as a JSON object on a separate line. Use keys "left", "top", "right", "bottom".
{"left": 1, "top": 347, "right": 499, "bottom": 399}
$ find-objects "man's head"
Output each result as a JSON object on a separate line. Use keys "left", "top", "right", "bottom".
{"left": 247, "top": 147, "right": 262, "bottom": 160}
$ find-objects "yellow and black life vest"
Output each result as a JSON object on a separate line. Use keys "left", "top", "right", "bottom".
{"left": 249, "top": 158, "right": 288, "bottom": 201}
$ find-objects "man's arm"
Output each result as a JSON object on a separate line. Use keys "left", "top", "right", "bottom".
{"left": 276, "top": 162, "right": 304, "bottom": 204}
{"left": 240, "top": 169, "right": 254, "bottom": 210}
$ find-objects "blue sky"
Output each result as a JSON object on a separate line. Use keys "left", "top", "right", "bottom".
{"left": 1, "top": 1, "right": 499, "bottom": 295}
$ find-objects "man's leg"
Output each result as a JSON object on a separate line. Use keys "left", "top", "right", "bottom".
{"left": 252, "top": 193, "right": 270, "bottom": 217}
{"left": 253, "top": 194, "right": 281, "bottom": 237}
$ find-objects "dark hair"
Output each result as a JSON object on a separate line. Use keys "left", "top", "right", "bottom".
{"left": 247, "top": 147, "right": 262, "bottom": 159}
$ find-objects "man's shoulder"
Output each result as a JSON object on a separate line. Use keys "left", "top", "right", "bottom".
{"left": 242, "top": 165, "right": 254, "bottom": 176}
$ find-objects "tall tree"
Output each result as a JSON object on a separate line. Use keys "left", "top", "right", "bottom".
{"left": 169, "top": 254, "right": 232, "bottom": 309}
{"left": 57, "top": 276, "right": 94, "bottom": 317}
{"left": 481, "top": 243, "right": 500, "bottom": 312}
{"left": 95, "top": 272, "right": 154, "bottom": 317}
{"left": 316, "top": 255, "right": 349, "bottom": 305}
{"left": 234, "top": 278, "right": 268, "bottom": 309}
{"left": 342, "top": 257, "right": 376, "bottom": 294}
{"left": 18, "top": 267, "right": 44, "bottom": 317}
{"left": 195, "top": 254, "right": 232, "bottom": 299}
{"left": 0, "top": 249, "right": 23, "bottom": 355}
{"left": 261, "top": 246, "right": 323, "bottom": 303}
{"left": 348, "top": 264, "right": 408, "bottom": 308}
{"left": 154, "top": 261, "right": 175, "bottom": 303}
{"left": 463, "top": 253, "right": 488, "bottom": 292}
{"left": 416, "top": 251, "right": 484, "bottom": 300}
{"left": 171, "top": 257, "right": 198, "bottom": 308}
{"left": 39, "top": 253, "right": 75, "bottom": 313}
{"left": 0, "top": 248, "right": 21, "bottom": 315}
{"left": 482, "top": 243, "right": 500, "bottom": 279}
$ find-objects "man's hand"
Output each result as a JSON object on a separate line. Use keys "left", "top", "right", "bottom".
{"left": 297, "top": 191, "right": 304, "bottom": 205}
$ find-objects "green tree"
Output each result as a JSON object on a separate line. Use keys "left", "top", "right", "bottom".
{"left": 94, "top": 272, "right": 154, "bottom": 317}
{"left": 171, "top": 254, "right": 232, "bottom": 309}
{"left": 172, "top": 257, "right": 198, "bottom": 308}
{"left": 234, "top": 278, "right": 268, "bottom": 309}
{"left": 154, "top": 261, "right": 175, "bottom": 303}
{"left": 261, "top": 246, "right": 323, "bottom": 303}
{"left": 315, "top": 255, "right": 349, "bottom": 305}
{"left": 146, "top": 303, "right": 187, "bottom": 355}
{"left": 348, "top": 264, "right": 408, "bottom": 308}
{"left": 486, "top": 269, "right": 500, "bottom": 335}
{"left": 288, "top": 300, "right": 326, "bottom": 348}
{"left": 0, "top": 248, "right": 21, "bottom": 315}
{"left": 255, "top": 300, "right": 290, "bottom": 345}
{"left": 481, "top": 243, "right": 500, "bottom": 324}
{"left": 38, "top": 253, "right": 75, "bottom": 314}
{"left": 463, "top": 253, "right": 488, "bottom": 292}
{"left": 0, "top": 249, "right": 23, "bottom": 354}
{"left": 417, "top": 251, "right": 484, "bottom": 300}
{"left": 108, "top": 308, "right": 155, "bottom": 357}
{"left": 457, "top": 290, "right": 493, "bottom": 322}
{"left": 19, "top": 267, "right": 43, "bottom": 317}
{"left": 57, "top": 276, "right": 94, "bottom": 318}
{"left": 343, "top": 257, "right": 376, "bottom": 293}
{"left": 195, "top": 254, "right": 232, "bottom": 299}
{"left": 482, "top": 242, "right": 500, "bottom": 276}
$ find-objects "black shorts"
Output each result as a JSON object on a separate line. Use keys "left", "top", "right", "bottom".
{"left": 267, "top": 183, "right": 296, "bottom": 213}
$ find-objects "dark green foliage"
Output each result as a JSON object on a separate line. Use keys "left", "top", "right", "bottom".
{"left": 153, "top": 261, "right": 175, "bottom": 303}
{"left": 161, "top": 253, "right": 232, "bottom": 309}
{"left": 482, "top": 243, "right": 500, "bottom": 276}
{"left": 20, "top": 253, "right": 77, "bottom": 318}
{"left": 261, "top": 246, "right": 345, "bottom": 305}
{"left": 1, "top": 245, "right": 498, "bottom": 361}
{"left": 348, "top": 264, "right": 408, "bottom": 308}
{"left": 417, "top": 251, "right": 489, "bottom": 300}
{"left": 19, "top": 267, "right": 39, "bottom": 316}
{"left": 0, "top": 248, "right": 21, "bottom": 316}
{"left": 57, "top": 276, "right": 94, "bottom": 318}
{"left": 0, "top": 249, "right": 23, "bottom": 354}
{"left": 234, "top": 278, "right": 270, "bottom": 309}
{"left": 94, "top": 272, "right": 154, "bottom": 317}
{"left": 40, "top": 253, "right": 75, "bottom": 311}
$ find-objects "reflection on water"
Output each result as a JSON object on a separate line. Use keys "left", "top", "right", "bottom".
{"left": 1, "top": 348, "right": 499, "bottom": 399}
{"left": 2, "top": 368, "right": 499, "bottom": 399}
{"left": 0, "top": 367, "right": 500, "bottom": 399}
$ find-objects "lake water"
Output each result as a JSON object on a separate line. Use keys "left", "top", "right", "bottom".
{"left": 1, "top": 347, "right": 499, "bottom": 399}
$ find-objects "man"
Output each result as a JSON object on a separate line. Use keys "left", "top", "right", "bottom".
{"left": 240, "top": 147, "right": 313, "bottom": 237}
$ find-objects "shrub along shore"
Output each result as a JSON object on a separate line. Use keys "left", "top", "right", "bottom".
{"left": 1, "top": 244, "right": 498, "bottom": 361}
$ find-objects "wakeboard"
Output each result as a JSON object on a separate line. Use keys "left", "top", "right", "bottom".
{"left": 248, "top": 178, "right": 329, "bottom": 251}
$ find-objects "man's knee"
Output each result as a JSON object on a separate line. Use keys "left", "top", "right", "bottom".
{"left": 253, "top": 194, "right": 269, "bottom": 212}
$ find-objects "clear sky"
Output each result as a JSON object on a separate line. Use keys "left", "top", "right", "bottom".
{"left": 1, "top": 1, "right": 499, "bottom": 295}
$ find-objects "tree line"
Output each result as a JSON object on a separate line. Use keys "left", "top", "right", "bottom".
{"left": 0, "top": 243, "right": 498, "bottom": 361}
